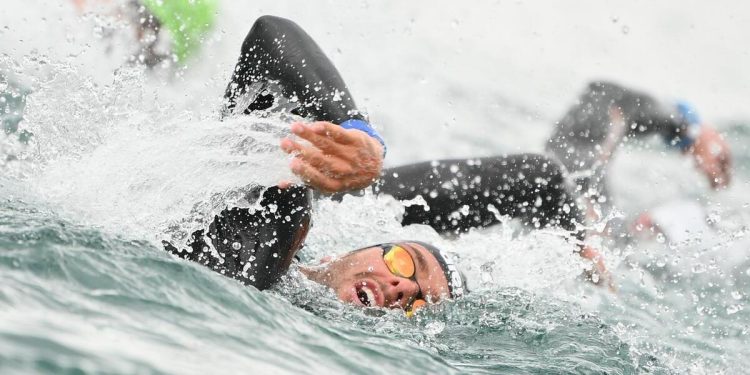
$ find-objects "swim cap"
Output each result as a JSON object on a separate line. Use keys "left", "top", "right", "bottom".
{"left": 411, "top": 241, "right": 466, "bottom": 298}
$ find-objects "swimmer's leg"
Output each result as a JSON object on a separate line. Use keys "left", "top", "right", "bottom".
{"left": 223, "top": 15, "right": 365, "bottom": 124}
{"left": 378, "top": 154, "right": 584, "bottom": 238}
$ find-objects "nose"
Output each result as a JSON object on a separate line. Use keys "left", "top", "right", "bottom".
{"left": 383, "top": 274, "right": 420, "bottom": 308}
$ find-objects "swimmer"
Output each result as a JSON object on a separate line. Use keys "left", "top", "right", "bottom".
{"left": 546, "top": 81, "right": 732, "bottom": 238}
{"left": 163, "top": 16, "right": 605, "bottom": 316}
{"left": 131, "top": 0, "right": 218, "bottom": 66}
{"left": 163, "top": 15, "right": 385, "bottom": 291}
{"left": 72, "top": 0, "right": 218, "bottom": 67}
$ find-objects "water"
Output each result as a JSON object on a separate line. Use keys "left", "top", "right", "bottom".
{"left": 2, "top": 1, "right": 750, "bottom": 373}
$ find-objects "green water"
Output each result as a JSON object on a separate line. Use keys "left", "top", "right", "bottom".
{"left": 2, "top": 4, "right": 750, "bottom": 372}
{"left": 4, "top": 170, "right": 750, "bottom": 373}
{"left": 0, "top": 193, "right": 652, "bottom": 374}
{"left": 2, "top": 58, "right": 749, "bottom": 375}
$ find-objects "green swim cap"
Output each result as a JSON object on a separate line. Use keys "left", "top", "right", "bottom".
{"left": 141, "top": 0, "right": 218, "bottom": 62}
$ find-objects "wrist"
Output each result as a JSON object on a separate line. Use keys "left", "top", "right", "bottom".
{"left": 340, "top": 119, "right": 387, "bottom": 157}
{"left": 670, "top": 101, "right": 702, "bottom": 151}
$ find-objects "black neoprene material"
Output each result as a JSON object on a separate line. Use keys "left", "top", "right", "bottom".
{"left": 163, "top": 186, "right": 311, "bottom": 291}
{"left": 546, "top": 81, "right": 690, "bottom": 198}
{"left": 377, "top": 153, "right": 584, "bottom": 238}
{"left": 165, "top": 16, "right": 589, "bottom": 290}
{"left": 223, "top": 15, "right": 365, "bottom": 124}
{"left": 164, "top": 15, "right": 360, "bottom": 290}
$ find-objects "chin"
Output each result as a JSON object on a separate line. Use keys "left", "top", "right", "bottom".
{"left": 337, "top": 286, "right": 357, "bottom": 304}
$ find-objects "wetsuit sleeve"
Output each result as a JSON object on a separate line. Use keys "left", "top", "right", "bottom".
{"left": 163, "top": 17, "right": 384, "bottom": 290}
{"left": 223, "top": 15, "right": 365, "bottom": 124}
{"left": 376, "top": 154, "right": 584, "bottom": 239}
{"left": 163, "top": 186, "right": 312, "bottom": 291}
{"left": 548, "top": 81, "right": 691, "bottom": 153}
{"left": 597, "top": 81, "right": 689, "bottom": 142}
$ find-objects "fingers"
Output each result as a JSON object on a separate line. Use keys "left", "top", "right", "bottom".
{"left": 280, "top": 137, "right": 353, "bottom": 176}
{"left": 290, "top": 122, "right": 357, "bottom": 156}
{"left": 709, "top": 146, "right": 731, "bottom": 189}
{"left": 289, "top": 158, "right": 343, "bottom": 193}
{"left": 693, "top": 127, "right": 733, "bottom": 190}
{"left": 304, "top": 121, "right": 357, "bottom": 144}
{"left": 717, "top": 141, "right": 732, "bottom": 187}
{"left": 276, "top": 180, "right": 294, "bottom": 189}
{"left": 280, "top": 121, "right": 383, "bottom": 193}
{"left": 578, "top": 245, "right": 614, "bottom": 291}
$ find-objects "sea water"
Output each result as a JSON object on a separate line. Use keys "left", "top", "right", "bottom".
{"left": 1, "top": 1, "right": 749, "bottom": 373}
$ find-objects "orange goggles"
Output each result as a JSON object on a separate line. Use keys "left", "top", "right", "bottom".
{"left": 382, "top": 244, "right": 427, "bottom": 317}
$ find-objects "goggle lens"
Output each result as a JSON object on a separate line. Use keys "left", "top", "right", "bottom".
{"left": 405, "top": 299, "right": 427, "bottom": 318}
{"left": 383, "top": 244, "right": 427, "bottom": 317}
{"left": 383, "top": 245, "right": 415, "bottom": 279}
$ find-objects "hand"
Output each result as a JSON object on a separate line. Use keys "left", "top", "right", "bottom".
{"left": 631, "top": 212, "right": 659, "bottom": 239}
{"left": 280, "top": 121, "right": 384, "bottom": 193}
{"left": 579, "top": 245, "right": 616, "bottom": 292}
{"left": 689, "top": 125, "right": 731, "bottom": 189}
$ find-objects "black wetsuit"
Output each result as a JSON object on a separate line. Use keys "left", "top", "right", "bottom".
{"left": 163, "top": 15, "right": 366, "bottom": 290}
{"left": 222, "top": 16, "right": 365, "bottom": 123}
{"left": 164, "top": 16, "right": 586, "bottom": 290}
{"left": 376, "top": 154, "right": 583, "bottom": 238}
{"left": 546, "top": 81, "right": 694, "bottom": 206}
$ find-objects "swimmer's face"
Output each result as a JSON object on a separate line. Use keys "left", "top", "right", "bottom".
{"left": 315, "top": 242, "right": 450, "bottom": 310}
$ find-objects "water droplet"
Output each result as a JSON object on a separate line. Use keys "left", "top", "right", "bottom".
{"left": 707, "top": 213, "right": 722, "bottom": 227}
{"left": 480, "top": 262, "right": 495, "bottom": 285}
{"left": 727, "top": 305, "right": 741, "bottom": 315}
{"left": 692, "top": 264, "right": 706, "bottom": 274}
{"left": 425, "top": 321, "right": 445, "bottom": 335}
{"left": 731, "top": 291, "right": 743, "bottom": 300}
{"left": 591, "top": 272, "right": 600, "bottom": 283}
{"left": 232, "top": 242, "right": 242, "bottom": 250}
{"left": 621, "top": 25, "right": 630, "bottom": 35}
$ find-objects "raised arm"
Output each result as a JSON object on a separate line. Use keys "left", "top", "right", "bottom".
{"left": 223, "top": 16, "right": 384, "bottom": 193}
{"left": 224, "top": 15, "right": 361, "bottom": 123}
{"left": 547, "top": 81, "right": 731, "bottom": 189}
{"left": 549, "top": 82, "right": 687, "bottom": 148}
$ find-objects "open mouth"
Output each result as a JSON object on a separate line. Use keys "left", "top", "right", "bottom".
{"left": 356, "top": 285, "right": 375, "bottom": 307}
{"left": 354, "top": 281, "right": 380, "bottom": 307}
